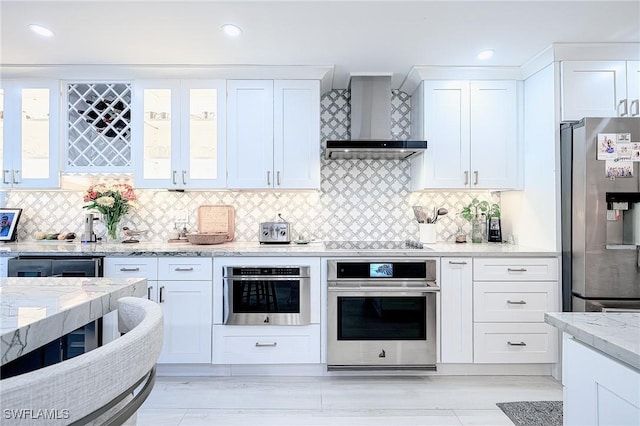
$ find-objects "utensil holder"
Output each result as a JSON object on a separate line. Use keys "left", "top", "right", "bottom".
{"left": 419, "top": 223, "right": 436, "bottom": 244}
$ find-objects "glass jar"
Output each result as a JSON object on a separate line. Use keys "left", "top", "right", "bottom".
{"left": 471, "top": 217, "right": 483, "bottom": 243}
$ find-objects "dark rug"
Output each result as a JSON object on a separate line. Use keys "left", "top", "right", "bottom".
{"left": 496, "top": 401, "right": 563, "bottom": 426}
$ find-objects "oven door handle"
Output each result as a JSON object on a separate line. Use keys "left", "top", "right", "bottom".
{"left": 328, "top": 287, "right": 439, "bottom": 295}
{"left": 222, "top": 279, "right": 230, "bottom": 324}
{"left": 224, "top": 276, "right": 308, "bottom": 281}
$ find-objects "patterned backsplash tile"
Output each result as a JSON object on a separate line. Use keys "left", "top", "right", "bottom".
{"left": 6, "top": 90, "right": 498, "bottom": 243}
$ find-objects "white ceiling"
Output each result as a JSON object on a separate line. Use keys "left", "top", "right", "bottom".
{"left": 1, "top": 0, "right": 639, "bottom": 89}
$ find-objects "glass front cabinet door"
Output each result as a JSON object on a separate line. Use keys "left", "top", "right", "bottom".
{"left": 0, "top": 80, "right": 60, "bottom": 188}
{"left": 133, "top": 80, "right": 226, "bottom": 189}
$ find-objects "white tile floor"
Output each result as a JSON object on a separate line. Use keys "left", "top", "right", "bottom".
{"left": 137, "top": 375, "right": 562, "bottom": 425}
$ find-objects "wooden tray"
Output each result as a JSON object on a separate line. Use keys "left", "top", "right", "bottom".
{"left": 197, "top": 205, "right": 235, "bottom": 241}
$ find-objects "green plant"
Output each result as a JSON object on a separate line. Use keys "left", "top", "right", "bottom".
{"left": 460, "top": 198, "right": 501, "bottom": 222}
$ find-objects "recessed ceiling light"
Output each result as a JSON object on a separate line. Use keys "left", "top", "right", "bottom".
{"left": 221, "top": 24, "right": 242, "bottom": 37}
{"left": 476, "top": 49, "right": 495, "bottom": 60}
{"left": 28, "top": 24, "right": 54, "bottom": 38}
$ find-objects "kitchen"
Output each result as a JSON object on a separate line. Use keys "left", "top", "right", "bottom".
{"left": 0, "top": 1, "right": 639, "bottom": 425}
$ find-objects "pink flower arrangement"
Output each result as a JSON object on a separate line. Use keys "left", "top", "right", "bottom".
{"left": 83, "top": 183, "right": 136, "bottom": 240}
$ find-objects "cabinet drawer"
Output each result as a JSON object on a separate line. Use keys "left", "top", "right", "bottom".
{"left": 158, "top": 257, "right": 212, "bottom": 280}
{"left": 104, "top": 257, "right": 158, "bottom": 280}
{"left": 473, "top": 323, "right": 558, "bottom": 364}
{"left": 474, "top": 282, "right": 559, "bottom": 322}
{"left": 473, "top": 258, "right": 558, "bottom": 281}
{"left": 213, "top": 325, "right": 320, "bottom": 364}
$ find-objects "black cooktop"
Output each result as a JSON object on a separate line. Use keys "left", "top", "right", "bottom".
{"left": 324, "top": 240, "right": 425, "bottom": 250}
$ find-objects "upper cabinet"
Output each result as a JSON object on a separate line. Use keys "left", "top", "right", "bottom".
{"left": 410, "top": 80, "right": 518, "bottom": 190}
{"left": 65, "top": 82, "right": 132, "bottom": 172}
{"left": 227, "top": 80, "right": 320, "bottom": 190}
{"left": 0, "top": 80, "right": 60, "bottom": 188}
{"left": 133, "top": 80, "right": 227, "bottom": 189}
{"left": 561, "top": 60, "right": 640, "bottom": 120}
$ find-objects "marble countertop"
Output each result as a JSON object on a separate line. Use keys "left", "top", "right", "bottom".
{"left": 545, "top": 312, "right": 640, "bottom": 370}
{"left": 0, "top": 240, "right": 559, "bottom": 257}
{"left": 1, "top": 277, "right": 147, "bottom": 366}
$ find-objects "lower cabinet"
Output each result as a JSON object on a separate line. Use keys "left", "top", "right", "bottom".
{"left": 440, "top": 257, "right": 473, "bottom": 363}
{"left": 212, "top": 325, "right": 321, "bottom": 364}
{"left": 472, "top": 258, "right": 559, "bottom": 364}
{"left": 563, "top": 335, "right": 640, "bottom": 425}
{"left": 103, "top": 256, "right": 213, "bottom": 364}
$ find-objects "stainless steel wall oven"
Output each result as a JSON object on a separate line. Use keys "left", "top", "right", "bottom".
{"left": 223, "top": 266, "right": 311, "bottom": 325}
{"left": 327, "top": 259, "right": 439, "bottom": 370}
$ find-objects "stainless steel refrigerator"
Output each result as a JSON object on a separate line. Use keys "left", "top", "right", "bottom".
{"left": 561, "top": 117, "right": 640, "bottom": 312}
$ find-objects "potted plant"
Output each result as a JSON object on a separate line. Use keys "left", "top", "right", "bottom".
{"left": 460, "top": 198, "right": 500, "bottom": 243}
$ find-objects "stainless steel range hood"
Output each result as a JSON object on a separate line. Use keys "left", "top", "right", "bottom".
{"left": 325, "top": 75, "right": 427, "bottom": 160}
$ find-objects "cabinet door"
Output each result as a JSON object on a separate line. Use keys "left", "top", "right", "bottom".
{"left": 227, "top": 80, "right": 274, "bottom": 189}
{"left": 440, "top": 258, "right": 473, "bottom": 363}
{"left": 157, "top": 280, "right": 212, "bottom": 363}
{"left": 627, "top": 61, "right": 640, "bottom": 117}
{"left": 470, "top": 81, "right": 517, "bottom": 189}
{"left": 412, "top": 81, "right": 470, "bottom": 189}
{"left": 1, "top": 80, "right": 59, "bottom": 188}
{"left": 179, "top": 80, "right": 226, "bottom": 188}
{"left": 561, "top": 61, "right": 627, "bottom": 120}
{"left": 273, "top": 80, "right": 320, "bottom": 189}
{"left": 133, "top": 80, "right": 181, "bottom": 189}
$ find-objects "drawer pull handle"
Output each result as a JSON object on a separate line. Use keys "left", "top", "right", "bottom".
{"left": 255, "top": 342, "right": 277, "bottom": 347}
{"left": 507, "top": 341, "right": 527, "bottom": 347}
{"left": 448, "top": 261, "right": 468, "bottom": 265}
{"left": 147, "top": 286, "right": 152, "bottom": 300}
{"left": 174, "top": 267, "right": 194, "bottom": 272}
{"left": 507, "top": 300, "right": 527, "bottom": 305}
{"left": 120, "top": 267, "right": 140, "bottom": 272}
{"left": 159, "top": 286, "right": 165, "bottom": 303}
{"left": 507, "top": 268, "right": 527, "bottom": 272}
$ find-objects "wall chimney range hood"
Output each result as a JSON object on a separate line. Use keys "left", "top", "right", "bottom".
{"left": 325, "top": 75, "right": 427, "bottom": 160}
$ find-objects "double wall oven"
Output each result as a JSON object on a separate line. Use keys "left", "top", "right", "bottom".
{"left": 327, "top": 258, "right": 439, "bottom": 370}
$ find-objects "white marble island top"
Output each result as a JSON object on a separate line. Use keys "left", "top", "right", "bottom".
{"left": 545, "top": 312, "right": 640, "bottom": 370}
{"left": 1, "top": 277, "right": 147, "bottom": 366}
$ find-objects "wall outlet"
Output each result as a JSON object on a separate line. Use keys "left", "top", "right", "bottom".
{"left": 173, "top": 209, "right": 189, "bottom": 223}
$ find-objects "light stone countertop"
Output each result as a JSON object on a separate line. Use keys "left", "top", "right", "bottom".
{"left": 0, "top": 240, "right": 559, "bottom": 257}
{"left": 545, "top": 312, "right": 640, "bottom": 371}
{"left": 0, "top": 277, "right": 147, "bottom": 366}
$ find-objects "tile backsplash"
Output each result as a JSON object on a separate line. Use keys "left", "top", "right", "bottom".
{"left": 6, "top": 90, "right": 498, "bottom": 243}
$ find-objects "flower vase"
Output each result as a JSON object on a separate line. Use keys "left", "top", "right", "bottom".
{"left": 105, "top": 216, "right": 120, "bottom": 243}
{"left": 471, "top": 217, "right": 483, "bottom": 244}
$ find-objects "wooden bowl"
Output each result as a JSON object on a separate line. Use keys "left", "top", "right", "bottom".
{"left": 186, "top": 232, "right": 229, "bottom": 245}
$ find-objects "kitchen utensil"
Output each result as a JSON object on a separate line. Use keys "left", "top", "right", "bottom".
{"left": 197, "top": 205, "right": 235, "bottom": 241}
{"left": 432, "top": 207, "right": 449, "bottom": 223}
{"left": 412, "top": 206, "right": 425, "bottom": 223}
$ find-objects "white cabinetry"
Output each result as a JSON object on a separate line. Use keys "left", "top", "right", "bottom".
{"left": 103, "top": 257, "right": 212, "bottom": 364}
{"left": 212, "top": 256, "right": 321, "bottom": 364}
{"left": 440, "top": 257, "right": 473, "bottom": 363}
{"left": 0, "top": 80, "right": 59, "bottom": 188}
{"left": 410, "top": 80, "right": 518, "bottom": 190}
{"left": 133, "top": 80, "right": 227, "bottom": 189}
{"left": 472, "top": 258, "right": 559, "bottom": 364}
{"left": 563, "top": 335, "right": 640, "bottom": 426}
{"left": 227, "top": 80, "right": 320, "bottom": 189}
{"left": 561, "top": 60, "right": 640, "bottom": 120}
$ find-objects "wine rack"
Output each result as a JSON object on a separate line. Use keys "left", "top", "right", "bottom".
{"left": 67, "top": 83, "right": 132, "bottom": 169}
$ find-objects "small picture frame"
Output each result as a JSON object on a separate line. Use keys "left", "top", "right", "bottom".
{"left": 0, "top": 208, "right": 22, "bottom": 242}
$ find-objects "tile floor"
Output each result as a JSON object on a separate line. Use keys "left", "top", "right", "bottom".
{"left": 137, "top": 375, "right": 562, "bottom": 425}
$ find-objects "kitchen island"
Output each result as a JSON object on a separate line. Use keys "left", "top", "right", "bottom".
{"left": 1, "top": 277, "right": 147, "bottom": 366}
{"left": 545, "top": 312, "right": 640, "bottom": 425}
